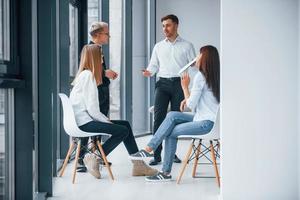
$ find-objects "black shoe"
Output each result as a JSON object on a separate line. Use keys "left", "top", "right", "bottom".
{"left": 99, "top": 159, "right": 112, "bottom": 167}
{"left": 77, "top": 158, "right": 87, "bottom": 172}
{"left": 173, "top": 154, "right": 181, "bottom": 163}
{"left": 149, "top": 158, "right": 161, "bottom": 166}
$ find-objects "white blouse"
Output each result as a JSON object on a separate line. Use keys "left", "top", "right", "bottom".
{"left": 69, "top": 70, "right": 110, "bottom": 126}
{"left": 186, "top": 71, "right": 219, "bottom": 122}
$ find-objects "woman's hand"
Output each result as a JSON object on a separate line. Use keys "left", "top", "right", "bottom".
{"left": 180, "top": 99, "right": 187, "bottom": 112}
{"left": 181, "top": 72, "right": 190, "bottom": 90}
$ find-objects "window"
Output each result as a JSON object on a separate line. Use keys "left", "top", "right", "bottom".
{"left": 0, "top": 0, "right": 10, "bottom": 61}
{"left": 0, "top": 90, "right": 5, "bottom": 199}
{"left": 69, "top": 4, "right": 79, "bottom": 77}
{"left": 109, "top": 0, "right": 121, "bottom": 120}
{"left": 87, "top": 0, "right": 100, "bottom": 42}
{"left": 0, "top": 89, "right": 14, "bottom": 200}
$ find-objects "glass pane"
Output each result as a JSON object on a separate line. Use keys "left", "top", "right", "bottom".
{"left": 0, "top": 0, "right": 3, "bottom": 60}
{"left": 131, "top": 0, "right": 150, "bottom": 135}
{"left": 109, "top": 0, "right": 121, "bottom": 120}
{"left": 69, "top": 4, "right": 79, "bottom": 77}
{"left": 0, "top": 0, "right": 10, "bottom": 61}
{"left": 88, "top": 0, "right": 99, "bottom": 42}
{"left": 0, "top": 89, "right": 5, "bottom": 199}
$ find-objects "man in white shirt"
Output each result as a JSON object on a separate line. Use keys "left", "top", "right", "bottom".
{"left": 143, "top": 14, "right": 196, "bottom": 165}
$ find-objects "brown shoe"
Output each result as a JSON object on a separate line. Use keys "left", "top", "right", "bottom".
{"left": 132, "top": 160, "right": 158, "bottom": 176}
{"left": 83, "top": 153, "right": 101, "bottom": 179}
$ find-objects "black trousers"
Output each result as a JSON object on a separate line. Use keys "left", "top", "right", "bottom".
{"left": 79, "top": 85, "right": 110, "bottom": 159}
{"left": 153, "top": 78, "right": 184, "bottom": 160}
{"left": 97, "top": 85, "right": 110, "bottom": 116}
{"left": 79, "top": 120, "right": 139, "bottom": 156}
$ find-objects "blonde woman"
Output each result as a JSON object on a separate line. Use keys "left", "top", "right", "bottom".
{"left": 70, "top": 44, "right": 157, "bottom": 179}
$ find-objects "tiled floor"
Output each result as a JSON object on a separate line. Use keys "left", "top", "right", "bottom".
{"left": 49, "top": 136, "right": 220, "bottom": 200}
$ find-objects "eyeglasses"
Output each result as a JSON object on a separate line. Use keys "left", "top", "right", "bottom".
{"left": 99, "top": 32, "right": 110, "bottom": 37}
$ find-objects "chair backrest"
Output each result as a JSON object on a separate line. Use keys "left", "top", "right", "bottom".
{"left": 58, "top": 93, "right": 85, "bottom": 137}
{"left": 200, "top": 110, "right": 220, "bottom": 140}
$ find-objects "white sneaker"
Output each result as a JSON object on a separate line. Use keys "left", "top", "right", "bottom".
{"left": 83, "top": 153, "right": 101, "bottom": 179}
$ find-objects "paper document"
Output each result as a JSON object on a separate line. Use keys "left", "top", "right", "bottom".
{"left": 178, "top": 57, "right": 197, "bottom": 75}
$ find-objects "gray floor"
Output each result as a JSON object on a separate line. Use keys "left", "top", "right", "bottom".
{"left": 49, "top": 136, "right": 220, "bottom": 200}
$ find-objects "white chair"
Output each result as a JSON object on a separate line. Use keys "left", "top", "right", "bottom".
{"left": 176, "top": 112, "right": 220, "bottom": 187}
{"left": 58, "top": 93, "right": 114, "bottom": 183}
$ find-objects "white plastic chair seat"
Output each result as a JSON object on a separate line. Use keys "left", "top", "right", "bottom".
{"left": 58, "top": 93, "right": 111, "bottom": 138}
{"left": 178, "top": 112, "right": 220, "bottom": 140}
{"left": 178, "top": 133, "right": 219, "bottom": 140}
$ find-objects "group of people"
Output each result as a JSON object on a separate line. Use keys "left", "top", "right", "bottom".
{"left": 69, "top": 14, "right": 220, "bottom": 182}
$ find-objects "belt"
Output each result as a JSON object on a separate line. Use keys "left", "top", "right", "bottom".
{"left": 159, "top": 77, "right": 181, "bottom": 82}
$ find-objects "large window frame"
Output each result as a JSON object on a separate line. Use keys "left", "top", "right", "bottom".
{"left": 0, "top": 89, "right": 15, "bottom": 200}
{"left": 0, "top": 0, "right": 19, "bottom": 77}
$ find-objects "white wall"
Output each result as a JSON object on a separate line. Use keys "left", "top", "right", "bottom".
{"left": 156, "top": 0, "right": 220, "bottom": 51}
{"left": 221, "top": 0, "right": 299, "bottom": 199}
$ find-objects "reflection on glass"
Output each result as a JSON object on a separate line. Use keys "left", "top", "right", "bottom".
{"left": 69, "top": 4, "right": 79, "bottom": 77}
{"left": 0, "top": 89, "right": 5, "bottom": 199}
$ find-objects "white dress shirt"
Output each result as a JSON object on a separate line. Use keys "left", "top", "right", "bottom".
{"left": 70, "top": 70, "right": 110, "bottom": 126}
{"left": 147, "top": 36, "right": 196, "bottom": 78}
{"left": 186, "top": 71, "right": 219, "bottom": 122}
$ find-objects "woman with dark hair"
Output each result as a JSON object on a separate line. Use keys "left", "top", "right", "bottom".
{"left": 130, "top": 45, "right": 220, "bottom": 182}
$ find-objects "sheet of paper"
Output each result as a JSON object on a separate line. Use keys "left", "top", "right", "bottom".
{"left": 178, "top": 57, "right": 197, "bottom": 75}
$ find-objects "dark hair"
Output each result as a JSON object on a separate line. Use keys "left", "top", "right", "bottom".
{"left": 161, "top": 14, "right": 179, "bottom": 24}
{"left": 199, "top": 45, "right": 220, "bottom": 103}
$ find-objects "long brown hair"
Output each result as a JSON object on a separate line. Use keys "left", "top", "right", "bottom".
{"left": 197, "top": 45, "right": 220, "bottom": 103}
{"left": 72, "top": 44, "right": 103, "bottom": 86}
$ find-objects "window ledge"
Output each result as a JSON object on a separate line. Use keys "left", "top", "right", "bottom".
{"left": 0, "top": 78, "right": 25, "bottom": 88}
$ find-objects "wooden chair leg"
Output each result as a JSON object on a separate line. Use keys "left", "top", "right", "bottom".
{"left": 96, "top": 140, "right": 114, "bottom": 181}
{"left": 192, "top": 139, "right": 202, "bottom": 178}
{"left": 59, "top": 141, "right": 75, "bottom": 177}
{"left": 72, "top": 140, "right": 81, "bottom": 184}
{"left": 176, "top": 140, "right": 195, "bottom": 184}
{"left": 210, "top": 140, "right": 220, "bottom": 187}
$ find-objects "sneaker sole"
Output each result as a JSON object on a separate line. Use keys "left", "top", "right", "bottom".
{"left": 129, "top": 155, "right": 153, "bottom": 161}
{"left": 145, "top": 178, "right": 172, "bottom": 182}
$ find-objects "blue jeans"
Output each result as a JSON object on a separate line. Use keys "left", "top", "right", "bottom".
{"left": 147, "top": 111, "right": 214, "bottom": 173}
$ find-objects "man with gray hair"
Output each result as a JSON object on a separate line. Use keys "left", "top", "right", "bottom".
{"left": 77, "top": 21, "right": 118, "bottom": 172}
{"left": 89, "top": 21, "right": 118, "bottom": 116}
